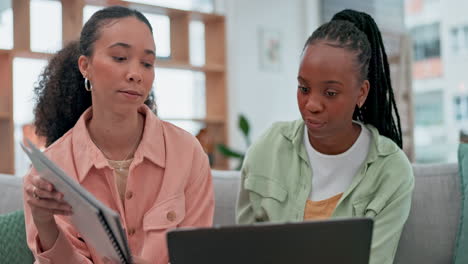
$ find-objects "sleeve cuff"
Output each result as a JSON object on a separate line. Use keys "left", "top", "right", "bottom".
{"left": 34, "top": 228, "right": 90, "bottom": 264}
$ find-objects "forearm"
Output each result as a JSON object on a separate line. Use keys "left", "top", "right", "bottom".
{"left": 34, "top": 218, "right": 59, "bottom": 252}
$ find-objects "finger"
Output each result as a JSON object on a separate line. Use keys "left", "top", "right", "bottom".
{"left": 33, "top": 206, "right": 73, "bottom": 216}
{"left": 27, "top": 196, "right": 72, "bottom": 213}
{"left": 30, "top": 175, "right": 54, "bottom": 192}
{"left": 24, "top": 183, "right": 59, "bottom": 202}
{"left": 33, "top": 187, "right": 64, "bottom": 201}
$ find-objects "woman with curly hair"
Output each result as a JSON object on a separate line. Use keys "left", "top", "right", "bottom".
{"left": 237, "top": 9, "right": 414, "bottom": 264}
{"left": 22, "top": 6, "right": 214, "bottom": 264}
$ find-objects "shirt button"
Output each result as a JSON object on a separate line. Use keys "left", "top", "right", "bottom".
{"left": 167, "top": 211, "right": 177, "bottom": 222}
{"left": 128, "top": 228, "right": 136, "bottom": 236}
{"left": 126, "top": 191, "right": 133, "bottom": 200}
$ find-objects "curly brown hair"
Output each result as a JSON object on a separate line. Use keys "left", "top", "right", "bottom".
{"left": 34, "top": 6, "right": 157, "bottom": 147}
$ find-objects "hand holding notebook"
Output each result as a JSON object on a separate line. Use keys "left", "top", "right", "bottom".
{"left": 21, "top": 139, "right": 133, "bottom": 264}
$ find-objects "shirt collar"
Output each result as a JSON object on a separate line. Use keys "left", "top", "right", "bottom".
{"left": 280, "top": 119, "right": 399, "bottom": 165}
{"left": 72, "top": 105, "right": 166, "bottom": 183}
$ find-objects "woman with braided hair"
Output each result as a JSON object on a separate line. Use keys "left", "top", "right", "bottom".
{"left": 236, "top": 9, "right": 413, "bottom": 264}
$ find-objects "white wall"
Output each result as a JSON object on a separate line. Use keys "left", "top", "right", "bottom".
{"left": 224, "top": 0, "right": 321, "bottom": 156}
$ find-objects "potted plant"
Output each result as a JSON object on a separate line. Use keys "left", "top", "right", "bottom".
{"left": 216, "top": 114, "right": 251, "bottom": 170}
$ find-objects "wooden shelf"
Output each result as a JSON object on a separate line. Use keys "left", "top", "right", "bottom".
{"left": 85, "top": 0, "right": 223, "bottom": 20}
{"left": 13, "top": 50, "right": 51, "bottom": 60}
{"left": 202, "top": 64, "right": 225, "bottom": 73}
{"left": 0, "top": 49, "right": 11, "bottom": 55}
{"left": 156, "top": 59, "right": 224, "bottom": 72}
{"left": 0, "top": 112, "right": 10, "bottom": 120}
{"left": 0, "top": 0, "right": 228, "bottom": 173}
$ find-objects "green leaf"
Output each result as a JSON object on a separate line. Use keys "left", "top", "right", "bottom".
{"left": 235, "top": 157, "right": 245, "bottom": 170}
{"left": 239, "top": 114, "right": 250, "bottom": 138}
{"left": 216, "top": 144, "right": 244, "bottom": 158}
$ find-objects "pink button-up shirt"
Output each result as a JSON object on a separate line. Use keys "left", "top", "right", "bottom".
{"left": 23, "top": 105, "right": 214, "bottom": 264}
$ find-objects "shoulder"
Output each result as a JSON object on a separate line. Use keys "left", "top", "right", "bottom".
{"left": 244, "top": 120, "right": 303, "bottom": 170}
{"left": 42, "top": 128, "right": 74, "bottom": 160}
{"left": 160, "top": 120, "right": 204, "bottom": 153}
{"left": 157, "top": 120, "right": 208, "bottom": 173}
{"left": 248, "top": 120, "right": 302, "bottom": 155}
{"left": 365, "top": 125, "right": 414, "bottom": 191}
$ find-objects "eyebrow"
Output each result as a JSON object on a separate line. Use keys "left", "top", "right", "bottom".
{"left": 322, "top": 80, "right": 343, "bottom": 86}
{"left": 297, "top": 76, "right": 309, "bottom": 85}
{"left": 298, "top": 76, "right": 343, "bottom": 86}
{"left": 108, "top": 42, "right": 156, "bottom": 57}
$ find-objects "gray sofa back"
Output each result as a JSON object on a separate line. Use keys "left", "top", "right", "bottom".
{"left": 394, "top": 163, "right": 460, "bottom": 264}
{"left": 0, "top": 174, "right": 24, "bottom": 215}
{"left": 211, "top": 164, "right": 460, "bottom": 264}
{"left": 0, "top": 163, "right": 461, "bottom": 264}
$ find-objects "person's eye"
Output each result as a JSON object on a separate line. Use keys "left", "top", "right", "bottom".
{"left": 325, "top": 90, "right": 337, "bottom": 97}
{"left": 142, "top": 62, "right": 154, "bottom": 68}
{"left": 112, "top": 56, "right": 127, "bottom": 62}
{"left": 298, "top": 86, "right": 309, "bottom": 93}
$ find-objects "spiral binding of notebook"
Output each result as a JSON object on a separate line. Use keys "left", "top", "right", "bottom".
{"left": 97, "top": 213, "right": 131, "bottom": 264}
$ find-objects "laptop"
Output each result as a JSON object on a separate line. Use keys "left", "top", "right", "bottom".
{"left": 167, "top": 217, "right": 373, "bottom": 264}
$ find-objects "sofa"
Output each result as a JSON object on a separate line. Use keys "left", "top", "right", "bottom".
{"left": 0, "top": 163, "right": 461, "bottom": 263}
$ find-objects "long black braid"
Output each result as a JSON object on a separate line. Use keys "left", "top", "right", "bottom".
{"left": 304, "top": 9, "right": 403, "bottom": 148}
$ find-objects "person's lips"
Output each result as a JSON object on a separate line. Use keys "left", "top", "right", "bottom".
{"left": 305, "top": 119, "right": 326, "bottom": 129}
{"left": 118, "top": 89, "right": 143, "bottom": 99}
{"left": 119, "top": 90, "right": 142, "bottom": 96}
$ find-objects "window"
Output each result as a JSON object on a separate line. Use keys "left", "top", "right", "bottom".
{"left": 411, "top": 23, "right": 440, "bottom": 61}
{"left": 0, "top": 1, "right": 227, "bottom": 174}
{"left": 0, "top": 0, "right": 13, "bottom": 49}
{"left": 414, "top": 91, "right": 444, "bottom": 126}
{"left": 190, "top": 20, "right": 205, "bottom": 66}
{"left": 13, "top": 57, "right": 47, "bottom": 177}
{"left": 454, "top": 95, "right": 468, "bottom": 121}
{"left": 464, "top": 25, "right": 468, "bottom": 48}
{"left": 154, "top": 69, "right": 205, "bottom": 118}
{"left": 30, "top": 0, "right": 62, "bottom": 53}
{"left": 451, "top": 28, "right": 459, "bottom": 53}
{"left": 153, "top": 68, "right": 206, "bottom": 135}
{"left": 126, "top": 0, "right": 214, "bottom": 13}
{"left": 83, "top": 7, "right": 172, "bottom": 59}
{"left": 142, "top": 13, "right": 171, "bottom": 58}
{"left": 83, "top": 5, "right": 102, "bottom": 25}
{"left": 450, "top": 24, "right": 468, "bottom": 55}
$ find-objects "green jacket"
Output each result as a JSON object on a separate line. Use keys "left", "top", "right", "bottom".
{"left": 236, "top": 120, "right": 414, "bottom": 264}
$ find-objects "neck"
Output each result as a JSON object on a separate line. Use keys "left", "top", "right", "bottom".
{"left": 307, "top": 122, "right": 361, "bottom": 155}
{"left": 87, "top": 104, "right": 144, "bottom": 161}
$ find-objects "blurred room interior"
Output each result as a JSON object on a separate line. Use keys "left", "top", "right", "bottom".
{"left": 0, "top": 0, "right": 466, "bottom": 176}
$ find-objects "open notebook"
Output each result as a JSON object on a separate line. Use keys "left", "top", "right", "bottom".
{"left": 21, "top": 140, "right": 132, "bottom": 264}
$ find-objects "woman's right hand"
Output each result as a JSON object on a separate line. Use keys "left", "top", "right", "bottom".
{"left": 24, "top": 173, "right": 73, "bottom": 224}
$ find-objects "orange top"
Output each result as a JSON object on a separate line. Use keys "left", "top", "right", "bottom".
{"left": 23, "top": 105, "right": 214, "bottom": 264}
{"left": 108, "top": 158, "right": 133, "bottom": 204}
{"left": 303, "top": 193, "right": 343, "bottom": 220}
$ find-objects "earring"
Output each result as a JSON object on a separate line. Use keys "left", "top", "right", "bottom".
{"left": 84, "top": 78, "right": 92, "bottom": 92}
{"left": 356, "top": 103, "right": 363, "bottom": 121}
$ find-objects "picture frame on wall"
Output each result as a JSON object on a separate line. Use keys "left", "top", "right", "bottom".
{"left": 258, "top": 27, "right": 282, "bottom": 72}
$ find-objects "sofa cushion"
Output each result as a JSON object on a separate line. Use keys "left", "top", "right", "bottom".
{"left": 454, "top": 144, "right": 468, "bottom": 264}
{"left": 0, "top": 210, "right": 34, "bottom": 263}
{"left": 394, "top": 163, "right": 460, "bottom": 264}
{"left": 212, "top": 170, "right": 241, "bottom": 226}
{"left": 0, "top": 174, "right": 25, "bottom": 215}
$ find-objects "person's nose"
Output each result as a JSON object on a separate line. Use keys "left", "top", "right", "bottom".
{"left": 305, "top": 94, "right": 324, "bottom": 113}
{"left": 126, "top": 61, "right": 142, "bottom": 83}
